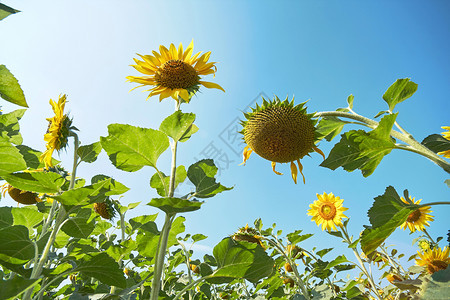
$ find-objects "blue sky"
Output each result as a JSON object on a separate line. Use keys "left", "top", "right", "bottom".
{"left": 1, "top": 0, "right": 449, "bottom": 272}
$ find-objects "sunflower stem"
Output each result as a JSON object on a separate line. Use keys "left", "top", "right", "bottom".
{"left": 69, "top": 133, "right": 79, "bottom": 190}
{"left": 422, "top": 228, "right": 437, "bottom": 245}
{"left": 314, "top": 111, "right": 450, "bottom": 173}
{"left": 173, "top": 275, "right": 213, "bottom": 300}
{"left": 419, "top": 201, "right": 450, "bottom": 207}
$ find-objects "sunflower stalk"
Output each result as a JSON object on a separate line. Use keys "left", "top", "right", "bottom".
{"left": 179, "top": 241, "right": 194, "bottom": 300}
{"left": 314, "top": 111, "right": 450, "bottom": 173}
{"left": 173, "top": 275, "right": 214, "bottom": 300}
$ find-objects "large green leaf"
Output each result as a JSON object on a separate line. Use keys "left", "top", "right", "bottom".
{"left": 159, "top": 111, "right": 196, "bottom": 142}
{"left": 316, "top": 116, "right": 347, "bottom": 142}
{"left": 421, "top": 134, "right": 450, "bottom": 154}
{"left": 187, "top": 159, "right": 233, "bottom": 198}
{"left": 0, "top": 109, "right": 25, "bottom": 144}
{"left": 77, "top": 141, "right": 102, "bottom": 163}
{"left": 16, "top": 145, "right": 59, "bottom": 169}
{"left": 0, "top": 276, "right": 40, "bottom": 300}
{"left": 208, "top": 237, "right": 274, "bottom": 284}
{"left": 150, "top": 165, "right": 186, "bottom": 197}
{"left": 2, "top": 171, "right": 65, "bottom": 194}
{"left": 53, "top": 177, "right": 128, "bottom": 206}
{"left": 382, "top": 78, "right": 418, "bottom": 111}
{"left": 0, "top": 65, "right": 27, "bottom": 107}
{"left": 129, "top": 214, "right": 159, "bottom": 234}
{"left": 0, "top": 225, "right": 34, "bottom": 264}
{"left": 0, "top": 136, "right": 26, "bottom": 175}
{"left": 0, "top": 207, "right": 13, "bottom": 229}
{"left": 61, "top": 217, "right": 95, "bottom": 239}
{"left": 167, "top": 216, "right": 186, "bottom": 248}
{"left": 101, "top": 124, "right": 169, "bottom": 172}
{"left": 148, "top": 197, "right": 203, "bottom": 214}
{"left": 418, "top": 266, "right": 450, "bottom": 299}
{"left": 74, "top": 253, "right": 126, "bottom": 288}
{"left": 320, "top": 114, "right": 397, "bottom": 177}
{"left": 12, "top": 207, "right": 44, "bottom": 229}
{"left": 0, "top": 3, "right": 20, "bottom": 21}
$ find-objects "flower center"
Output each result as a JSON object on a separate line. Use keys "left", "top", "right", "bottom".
{"left": 428, "top": 259, "right": 448, "bottom": 274}
{"left": 244, "top": 106, "right": 316, "bottom": 163}
{"left": 318, "top": 202, "right": 337, "bottom": 220}
{"left": 407, "top": 209, "right": 421, "bottom": 223}
{"left": 155, "top": 59, "right": 199, "bottom": 89}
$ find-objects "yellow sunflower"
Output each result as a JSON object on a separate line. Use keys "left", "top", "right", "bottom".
{"left": 415, "top": 246, "right": 450, "bottom": 274}
{"left": 399, "top": 196, "right": 434, "bottom": 232}
{"left": 240, "top": 96, "right": 325, "bottom": 184}
{"left": 126, "top": 40, "right": 224, "bottom": 103}
{"left": 307, "top": 192, "right": 348, "bottom": 231}
{"left": 437, "top": 126, "right": 450, "bottom": 158}
{"left": 39, "top": 94, "right": 73, "bottom": 168}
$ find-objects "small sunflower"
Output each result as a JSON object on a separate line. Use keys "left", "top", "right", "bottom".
{"left": 399, "top": 196, "right": 434, "bottom": 232}
{"left": 232, "top": 224, "right": 265, "bottom": 248}
{"left": 40, "top": 94, "right": 75, "bottom": 169}
{"left": 240, "top": 96, "right": 324, "bottom": 184}
{"left": 126, "top": 40, "right": 224, "bottom": 103}
{"left": 307, "top": 192, "right": 348, "bottom": 231}
{"left": 415, "top": 246, "right": 450, "bottom": 274}
{"left": 437, "top": 126, "right": 450, "bottom": 158}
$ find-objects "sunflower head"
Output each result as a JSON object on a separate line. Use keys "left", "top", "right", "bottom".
{"left": 307, "top": 192, "right": 348, "bottom": 231}
{"left": 417, "top": 239, "right": 432, "bottom": 252}
{"left": 40, "top": 94, "right": 76, "bottom": 169}
{"left": 232, "top": 224, "right": 264, "bottom": 248}
{"left": 126, "top": 40, "right": 224, "bottom": 104}
{"left": 399, "top": 196, "right": 434, "bottom": 232}
{"left": 93, "top": 198, "right": 116, "bottom": 220}
{"left": 415, "top": 246, "right": 450, "bottom": 274}
{"left": 437, "top": 126, "right": 450, "bottom": 158}
{"left": 240, "top": 96, "right": 324, "bottom": 184}
{"left": 1, "top": 183, "right": 40, "bottom": 205}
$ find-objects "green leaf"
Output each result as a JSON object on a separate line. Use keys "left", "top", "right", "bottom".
{"left": 77, "top": 141, "right": 102, "bottom": 163}
{"left": 374, "top": 110, "right": 389, "bottom": 118}
{"left": 136, "top": 231, "right": 159, "bottom": 259}
{"left": 0, "top": 65, "right": 27, "bottom": 107}
{"left": 0, "top": 276, "right": 40, "bottom": 300}
{"left": 0, "top": 207, "right": 13, "bottom": 229}
{"left": 320, "top": 114, "right": 397, "bottom": 177}
{"left": 316, "top": 116, "right": 347, "bottom": 142}
{"left": 422, "top": 134, "right": 450, "bottom": 154}
{"left": 129, "top": 214, "right": 159, "bottom": 234}
{"left": 0, "top": 136, "right": 27, "bottom": 175}
{"left": 53, "top": 177, "right": 128, "bottom": 206}
{"left": 361, "top": 187, "right": 417, "bottom": 254}
{"left": 150, "top": 166, "right": 186, "bottom": 197}
{"left": 16, "top": 145, "right": 59, "bottom": 169}
{"left": 382, "top": 78, "right": 418, "bottom": 111}
{"left": 167, "top": 216, "right": 186, "bottom": 248}
{"left": 326, "top": 255, "right": 349, "bottom": 269}
{"left": 367, "top": 186, "right": 418, "bottom": 228}
{"left": 418, "top": 267, "right": 450, "bottom": 299}
{"left": 179, "top": 124, "right": 199, "bottom": 142}
{"left": 0, "top": 109, "right": 25, "bottom": 144}
{"left": 316, "top": 248, "right": 333, "bottom": 258}
{"left": 159, "top": 111, "right": 196, "bottom": 142}
{"left": 61, "top": 217, "right": 95, "bottom": 238}
{"left": 148, "top": 197, "right": 203, "bottom": 214}
{"left": 347, "top": 94, "right": 354, "bottom": 109}
{"left": 100, "top": 123, "right": 169, "bottom": 172}
{"left": 0, "top": 3, "right": 20, "bottom": 21}
{"left": 192, "top": 234, "right": 207, "bottom": 242}
{"left": 2, "top": 171, "right": 65, "bottom": 194}
{"left": 187, "top": 159, "right": 233, "bottom": 198}
{"left": 74, "top": 253, "right": 126, "bottom": 288}
{"left": 0, "top": 225, "right": 34, "bottom": 264}
{"left": 287, "top": 230, "right": 313, "bottom": 245}
{"left": 208, "top": 237, "right": 274, "bottom": 284}
{"left": 12, "top": 207, "right": 44, "bottom": 229}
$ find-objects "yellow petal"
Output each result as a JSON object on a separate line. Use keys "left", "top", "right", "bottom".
{"left": 297, "top": 159, "right": 306, "bottom": 184}
{"left": 183, "top": 39, "right": 194, "bottom": 61}
{"left": 177, "top": 42, "right": 184, "bottom": 60}
{"left": 290, "top": 161, "right": 298, "bottom": 184}
{"left": 169, "top": 43, "right": 177, "bottom": 59}
{"left": 271, "top": 162, "right": 283, "bottom": 175}
{"left": 199, "top": 81, "right": 225, "bottom": 92}
{"left": 240, "top": 146, "right": 252, "bottom": 165}
{"left": 178, "top": 89, "right": 190, "bottom": 102}
{"left": 313, "top": 146, "right": 326, "bottom": 160}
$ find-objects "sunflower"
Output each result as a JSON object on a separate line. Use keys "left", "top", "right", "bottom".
{"left": 240, "top": 96, "right": 324, "bottom": 184}
{"left": 1, "top": 183, "right": 40, "bottom": 205}
{"left": 415, "top": 246, "right": 450, "bottom": 274}
{"left": 39, "top": 94, "right": 74, "bottom": 169}
{"left": 399, "top": 196, "right": 434, "bottom": 232}
{"left": 232, "top": 224, "right": 265, "bottom": 248}
{"left": 126, "top": 40, "right": 224, "bottom": 103}
{"left": 437, "top": 126, "right": 450, "bottom": 158}
{"left": 307, "top": 192, "right": 348, "bottom": 231}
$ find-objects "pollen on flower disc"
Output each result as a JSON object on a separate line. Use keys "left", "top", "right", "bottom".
{"left": 244, "top": 106, "right": 315, "bottom": 163}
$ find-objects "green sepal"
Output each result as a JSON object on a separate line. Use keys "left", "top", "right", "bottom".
{"left": 187, "top": 159, "right": 233, "bottom": 198}
{"left": 382, "top": 78, "right": 418, "bottom": 111}
{"left": 159, "top": 111, "right": 196, "bottom": 142}
{"left": 147, "top": 197, "right": 203, "bottom": 214}
{"left": 0, "top": 3, "right": 20, "bottom": 21}
{"left": 0, "top": 109, "right": 25, "bottom": 144}
{"left": 101, "top": 123, "right": 169, "bottom": 172}
{"left": 421, "top": 134, "right": 450, "bottom": 154}
{"left": 320, "top": 114, "right": 397, "bottom": 177}
{"left": 0, "top": 65, "right": 27, "bottom": 107}
{"left": 2, "top": 171, "right": 65, "bottom": 194}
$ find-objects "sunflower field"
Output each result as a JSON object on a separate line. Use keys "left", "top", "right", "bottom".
{"left": 0, "top": 2, "right": 449, "bottom": 300}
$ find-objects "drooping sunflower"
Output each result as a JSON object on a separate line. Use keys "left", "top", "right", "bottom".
{"left": 307, "top": 192, "right": 348, "bottom": 231}
{"left": 1, "top": 183, "right": 40, "bottom": 205}
{"left": 126, "top": 40, "right": 225, "bottom": 103}
{"left": 240, "top": 96, "right": 325, "bottom": 184}
{"left": 399, "top": 196, "right": 434, "bottom": 232}
{"left": 437, "top": 126, "right": 450, "bottom": 158}
{"left": 415, "top": 246, "right": 450, "bottom": 274}
{"left": 39, "top": 94, "right": 74, "bottom": 169}
{"left": 232, "top": 224, "right": 265, "bottom": 248}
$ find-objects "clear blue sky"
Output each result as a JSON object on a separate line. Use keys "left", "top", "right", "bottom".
{"left": 1, "top": 0, "right": 449, "bottom": 271}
